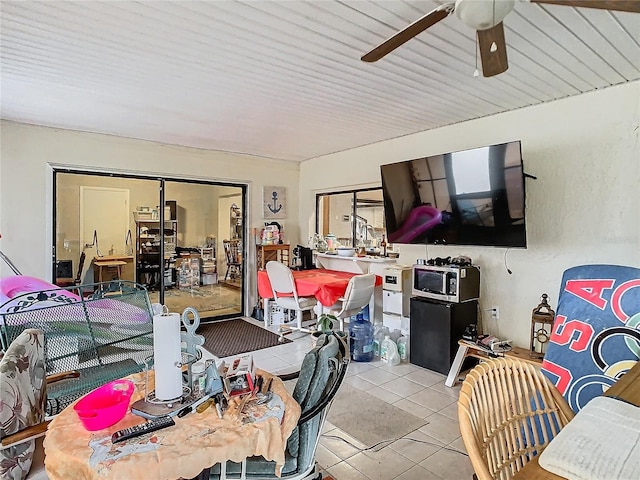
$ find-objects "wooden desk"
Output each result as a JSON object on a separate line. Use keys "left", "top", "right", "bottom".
{"left": 94, "top": 260, "right": 126, "bottom": 282}
{"left": 513, "top": 361, "right": 640, "bottom": 480}
{"left": 93, "top": 255, "right": 134, "bottom": 283}
{"left": 44, "top": 369, "right": 300, "bottom": 480}
{"left": 445, "top": 339, "right": 542, "bottom": 387}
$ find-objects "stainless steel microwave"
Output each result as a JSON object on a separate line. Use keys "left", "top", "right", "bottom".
{"left": 412, "top": 264, "right": 480, "bottom": 303}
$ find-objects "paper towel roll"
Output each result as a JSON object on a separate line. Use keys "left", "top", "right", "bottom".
{"left": 153, "top": 312, "right": 183, "bottom": 401}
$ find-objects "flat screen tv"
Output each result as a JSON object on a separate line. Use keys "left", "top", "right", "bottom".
{"left": 380, "top": 141, "right": 527, "bottom": 248}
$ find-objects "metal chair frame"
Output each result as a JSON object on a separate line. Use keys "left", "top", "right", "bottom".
{"left": 265, "top": 261, "right": 316, "bottom": 334}
{"left": 324, "top": 273, "right": 376, "bottom": 332}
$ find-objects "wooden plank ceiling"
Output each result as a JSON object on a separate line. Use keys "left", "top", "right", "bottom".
{"left": 1, "top": 1, "right": 638, "bottom": 162}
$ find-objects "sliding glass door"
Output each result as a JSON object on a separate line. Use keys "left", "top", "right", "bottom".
{"left": 162, "top": 180, "right": 245, "bottom": 318}
{"left": 53, "top": 170, "right": 246, "bottom": 321}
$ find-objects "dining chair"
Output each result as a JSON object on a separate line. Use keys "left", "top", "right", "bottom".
{"left": 0, "top": 329, "right": 79, "bottom": 480}
{"left": 323, "top": 273, "right": 376, "bottom": 332}
{"left": 54, "top": 252, "right": 86, "bottom": 288}
{"left": 209, "top": 331, "right": 349, "bottom": 480}
{"left": 458, "top": 357, "right": 574, "bottom": 480}
{"left": 265, "top": 260, "right": 317, "bottom": 333}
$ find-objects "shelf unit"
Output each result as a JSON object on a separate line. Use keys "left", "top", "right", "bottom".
{"left": 135, "top": 219, "right": 178, "bottom": 290}
{"left": 256, "top": 244, "right": 290, "bottom": 271}
{"left": 256, "top": 243, "right": 289, "bottom": 312}
{"left": 230, "top": 204, "right": 242, "bottom": 240}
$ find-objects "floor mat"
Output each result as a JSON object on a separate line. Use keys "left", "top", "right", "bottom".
{"left": 327, "top": 383, "right": 427, "bottom": 447}
{"left": 196, "top": 318, "right": 291, "bottom": 358}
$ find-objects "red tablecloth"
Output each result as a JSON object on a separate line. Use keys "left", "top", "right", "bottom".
{"left": 257, "top": 269, "right": 382, "bottom": 307}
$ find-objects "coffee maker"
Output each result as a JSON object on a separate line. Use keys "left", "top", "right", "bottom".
{"left": 292, "top": 245, "right": 315, "bottom": 271}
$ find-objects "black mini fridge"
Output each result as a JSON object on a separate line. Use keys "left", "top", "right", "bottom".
{"left": 409, "top": 297, "right": 478, "bottom": 375}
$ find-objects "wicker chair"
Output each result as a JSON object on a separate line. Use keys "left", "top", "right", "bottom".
{"left": 458, "top": 358, "right": 575, "bottom": 480}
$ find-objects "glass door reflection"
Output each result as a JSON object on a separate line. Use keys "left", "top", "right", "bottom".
{"left": 159, "top": 181, "right": 245, "bottom": 319}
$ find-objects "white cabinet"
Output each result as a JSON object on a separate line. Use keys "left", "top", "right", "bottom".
{"left": 383, "top": 290, "right": 409, "bottom": 317}
{"left": 381, "top": 266, "right": 412, "bottom": 335}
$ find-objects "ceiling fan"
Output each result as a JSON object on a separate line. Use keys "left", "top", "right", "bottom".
{"left": 361, "top": 0, "right": 640, "bottom": 77}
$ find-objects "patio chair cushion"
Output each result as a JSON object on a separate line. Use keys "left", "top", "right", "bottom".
{"left": 0, "top": 329, "right": 46, "bottom": 480}
{"left": 542, "top": 264, "right": 640, "bottom": 412}
{"left": 209, "top": 333, "right": 344, "bottom": 479}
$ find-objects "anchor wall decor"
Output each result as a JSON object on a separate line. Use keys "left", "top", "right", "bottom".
{"left": 262, "top": 186, "right": 287, "bottom": 219}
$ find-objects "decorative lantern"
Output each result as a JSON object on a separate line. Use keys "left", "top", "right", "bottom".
{"left": 530, "top": 293, "right": 555, "bottom": 359}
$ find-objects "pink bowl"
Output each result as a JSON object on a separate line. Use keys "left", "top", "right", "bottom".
{"left": 74, "top": 380, "right": 134, "bottom": 431}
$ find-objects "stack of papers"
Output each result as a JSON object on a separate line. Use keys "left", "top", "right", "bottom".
{"left": 539, "top": 396, "right": 640, "bottom": 480}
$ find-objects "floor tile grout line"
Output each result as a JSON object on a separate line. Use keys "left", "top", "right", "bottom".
{"left": 243, "top": 327, "right": 471, "bottom": 480}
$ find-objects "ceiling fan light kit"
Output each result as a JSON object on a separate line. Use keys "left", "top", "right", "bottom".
{"left": 454, "top": 0, "right": 514, "bottom": 31}
{"left": 361, "top": 0, "right": 640, "bottom": 78}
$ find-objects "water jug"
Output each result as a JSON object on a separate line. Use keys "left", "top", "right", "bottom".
{"left": 381, "top": 335, "right": 400, "bottom": 364}
{"left": 361, "top": 305, "right": 370, "bottom": 322}
{"left": 397, "top": 335, "right": 409, "bottom": 363}
{"left": 349, "top": 314, "right": 374, "bottom": 362}
{"left": 388, "top": 346, "right": 400, "bottom": 366}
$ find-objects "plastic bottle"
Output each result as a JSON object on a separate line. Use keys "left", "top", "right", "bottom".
{"left": 373, "top": 325, "right": 389, "bottom": 358}
{"left": 381, "top": 335, "right": 399, "bottom": 363}
{"left": 326, "top": 233, "right": 336, "bottom": 251}
{"left": 349, "top": 314, "right": 374, "bottom": 362}
{"left": 388, "top": 346, "right": 401, "bottom": 366}
{"left": 191, "top": 362, "right": 207, "bottom": 396}
{"left": 390, "top": 329, "right": 402, "bottom": 344}
{"left": 397, "top": 335, "right": 409, "bottom": 363}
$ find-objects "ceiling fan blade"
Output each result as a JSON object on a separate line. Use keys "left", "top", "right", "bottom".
{"left": 361, "top": 4, "right": 454, "bottom": 62}
{"left": 530, "top": 0, "right": 640, "bottom": 14}
{"left": 477, "top": 22, "right": 508, "bottom": 78}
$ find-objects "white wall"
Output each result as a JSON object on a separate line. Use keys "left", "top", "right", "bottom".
{"left": 0, "top": 121, "right": 301, "bottom": 312}
{"left": 299, "top": 82, "right": 640, "bottom": 348}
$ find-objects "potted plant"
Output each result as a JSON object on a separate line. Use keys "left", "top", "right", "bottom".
{"left": 312, "top": 314, "right": 350, "bottom": 347}
{"left": 313, "top": 313, "right": 338, "bottom": 336}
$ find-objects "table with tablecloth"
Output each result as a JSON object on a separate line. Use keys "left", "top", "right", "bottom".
{"left": 257, "top": 268, "right": 382, "bottom": 307}
{"left": 43, "top": 369, "right": 300, "bottom": 480}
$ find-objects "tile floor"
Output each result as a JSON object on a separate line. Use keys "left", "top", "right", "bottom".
{"left": 238, "top": 318, "right": 475, "bottom": 480}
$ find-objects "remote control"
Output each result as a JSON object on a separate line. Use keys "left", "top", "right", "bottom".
{"left": 111, "top": 416, "right": 175, "bottom": 444}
